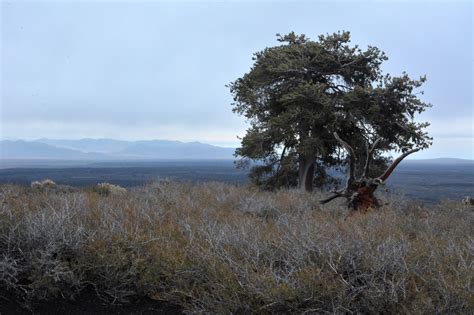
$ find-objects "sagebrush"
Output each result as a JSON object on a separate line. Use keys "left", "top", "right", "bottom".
{"left": 0, "top": 182, "right": 472, "bottom": 313}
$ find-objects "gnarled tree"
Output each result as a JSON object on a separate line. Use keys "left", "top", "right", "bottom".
{"left": 230, "top": 31, "right": 431, "bottom": 191}
{"left": 320, "top": 132, "right": 420, "bottom": 211}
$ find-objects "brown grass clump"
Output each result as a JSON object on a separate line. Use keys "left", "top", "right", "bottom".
{"left": 0, "top": 182, "right": 472, "bottom": 313}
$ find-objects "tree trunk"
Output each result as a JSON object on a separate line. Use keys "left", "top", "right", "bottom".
{"left": 348, "top": 183, "right": 380, "bottom": 211}
{"left": 297, "top": 121, "right": 313, "bottom": 192}
{"left": 298, "top": 156, "right": 314, "bottom": 192}
{"left": 304, "top": 162, "right": 315, "bottom": 192}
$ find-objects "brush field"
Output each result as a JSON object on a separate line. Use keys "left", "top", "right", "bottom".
{"left": 0, "top": 182, "right": 472, "bottom": 313}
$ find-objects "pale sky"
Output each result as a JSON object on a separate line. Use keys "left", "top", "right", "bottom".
{"left": 1, "top": 0, "right": 473, "bottom": 159}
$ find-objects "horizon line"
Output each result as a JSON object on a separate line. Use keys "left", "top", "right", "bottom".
{"left": 1, "top": 138, "right": 472, "bottom": 160}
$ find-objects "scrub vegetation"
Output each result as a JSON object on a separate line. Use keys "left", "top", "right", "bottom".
{"left": 0, "top": 181, "right": 471, "bottom": 313}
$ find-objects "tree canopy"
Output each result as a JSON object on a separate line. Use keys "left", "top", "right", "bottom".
{"left": 229, "top": 31, "right": 431, "bottom": 192}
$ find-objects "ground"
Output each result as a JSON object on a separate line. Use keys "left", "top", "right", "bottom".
{"left": 0, "top": 288, "right": 181, "bottom": 314}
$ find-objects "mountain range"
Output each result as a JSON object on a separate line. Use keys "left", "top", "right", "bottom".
{"left": 1, "top": 139, "right": 472, "bottom": 164}
{"left": 0, "top": 139, "right": 236, "bottom": 160}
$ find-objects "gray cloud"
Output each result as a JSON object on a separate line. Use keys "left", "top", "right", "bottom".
{"left": 1, "top": 0, "right": 472, "bottom": 158}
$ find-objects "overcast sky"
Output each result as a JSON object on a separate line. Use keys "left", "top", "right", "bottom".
{"left": 1, "top": 0, "right": 472, "bottom": 158}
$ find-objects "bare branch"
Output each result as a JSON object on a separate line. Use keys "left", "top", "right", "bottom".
{"left": 275, "top": 145, "right": 289, "bottom": 174}
{"left": 320, "top": 190, "right": 344, "bottom": 204}
{"left": 333, "top": 132, "right": 356, "bottom": 188}
{"left": 378, "top": 148, "right": 420, "bottom": 182}
{"left": 362, "top": 137, "right": 382, "bottom": 178}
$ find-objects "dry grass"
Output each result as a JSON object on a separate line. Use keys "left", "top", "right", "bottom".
{"left": 0, "top": 181, "right": 472, "bottom": 313}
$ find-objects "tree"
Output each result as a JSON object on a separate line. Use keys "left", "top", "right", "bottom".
{"left": 229, "top": 31, "right": 431, "bottom": 192}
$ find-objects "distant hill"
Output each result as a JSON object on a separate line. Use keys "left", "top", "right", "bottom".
{"left": 1, "top": 139, "right": 236, "bottom": 160}
{"left": 117, "top": 140, "right": 235, "bottom": 159}
{"left": 0, "top": 140, "right": 107, "bottom": 160}
{"left": 405, "top": 158, "right": 474, "bottom": 165}
{"left": 36, "top": 138, "right": 130, "bottom": 153}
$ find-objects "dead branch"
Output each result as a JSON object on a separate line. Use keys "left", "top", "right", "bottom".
{"left": 321, "top": 134, "right": 421, "bottom": 212}
{"left": 361, "top": 137, "right": 382, "bottom": 178}
{"left": 378, "top": 148, "right": 420, "bottom": 182}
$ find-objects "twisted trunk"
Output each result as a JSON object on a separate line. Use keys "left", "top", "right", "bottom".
{"left": 298, "top": 156, "right": 314, "bottom": 192}
{"left": 297, "top": 120, "right": 315, "bottom": 192}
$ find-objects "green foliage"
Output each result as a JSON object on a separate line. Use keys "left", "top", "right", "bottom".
{"left": 229, "top": 31, "right": 432, "bottom": 190}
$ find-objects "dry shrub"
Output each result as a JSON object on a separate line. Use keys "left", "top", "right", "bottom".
{"left": 31, "top": 179, "right": 56, "bottom": 191}
{"left": 93, "top": 182, "right": 127, "bottom": 196}
{"left": 0, "top": 182, "right": 472, "bottom": 313}
{"left": 30, "top": 179, "right": 76, "bottom": 194}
